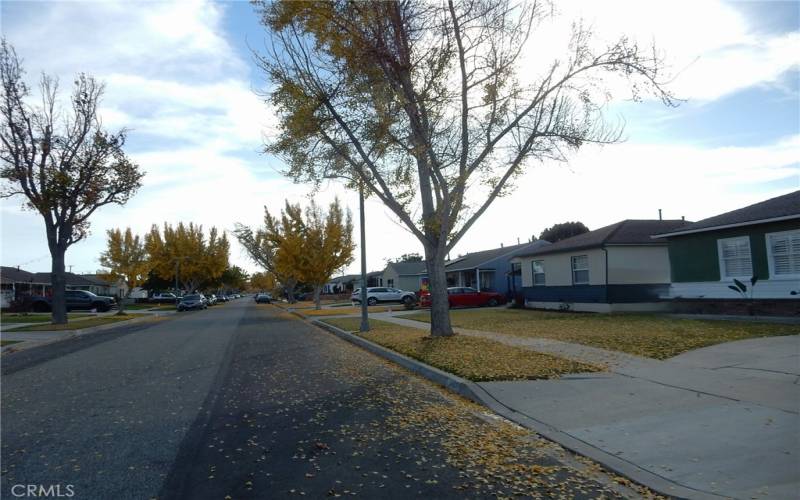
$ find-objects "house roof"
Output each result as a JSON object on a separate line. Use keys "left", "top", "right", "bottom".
{"left": 652, "top": 190, "right": 800, "bottom": 238}
{"left": 386, "top": 261, "right": 427, "bottom": 276}
{"left": 445, "top": 240, "right": 550, "bottom": 271}
{"left": 80, "top": 274, "right": 113, "bottom": 286}
{"left": 30, "top": 272, "right": 97, "bottom": 286}
{"left": 0, "top": 267, "right": 102, "bottom": 286}
{"left": 0, "top": 266, "right": 37, "bottom": 284}
{"left": 516, "top": 219, "right": 690, "bottom": 258}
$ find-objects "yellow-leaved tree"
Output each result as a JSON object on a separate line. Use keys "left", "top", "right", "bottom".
{"left": 296, "top": 199, "right": 355, "bottom": 309}
{"left": 145, "top": 222, "right": 230, "bottom": 293}
{"left": 99, "top": 227, "right": 149, "bottom": 314}
{"left": 235, "top": 199, "right": 354, "bottom": 307}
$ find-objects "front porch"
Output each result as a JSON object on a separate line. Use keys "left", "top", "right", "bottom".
{"left": 445, "top": 268, "right": 496, "bottom": 291}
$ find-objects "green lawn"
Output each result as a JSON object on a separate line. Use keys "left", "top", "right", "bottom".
{"left": 405, "top": 309, "right": 800, "bottom": 359}
{"left": 8, "top": 315, "right": 137, "bottom": 332}
{"left": 322, "top": 318, "right": 599, "bottom": 382}
{"left": 1, "top": 312, "right": 94, "bottom": 323}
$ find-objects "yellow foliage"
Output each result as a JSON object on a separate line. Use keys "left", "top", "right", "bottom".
{"left": 99, "top": 227, "right": 149, "bottom": 292}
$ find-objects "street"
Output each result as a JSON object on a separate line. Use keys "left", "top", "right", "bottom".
{"left": 2, "top": 300, "right": 647, "bottom": 499}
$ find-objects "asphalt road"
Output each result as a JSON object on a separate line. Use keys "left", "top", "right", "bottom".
{"left": 2, "top": 300, "right": 647, "bottom": 499}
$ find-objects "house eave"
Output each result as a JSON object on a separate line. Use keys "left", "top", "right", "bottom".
{"left": 651, "top": 214, "right": 800, "bottom": 238}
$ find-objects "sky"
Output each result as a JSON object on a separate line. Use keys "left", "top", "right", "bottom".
{"left": 0, "top": 0, "right": 798, "bottom": 277}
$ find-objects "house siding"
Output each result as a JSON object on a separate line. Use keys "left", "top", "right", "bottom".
{"left": 519, "top": 249, "right": 607, "bottom": 287}
{"left": 522, "top": 284, "right": 669, "bottom": 304}
{"left": 668, "top": 220, "right": 798, "bottom": 283}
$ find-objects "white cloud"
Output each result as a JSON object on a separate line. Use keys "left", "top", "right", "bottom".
{"left": 521, "top": 0, "right": 799, "bottom": 103}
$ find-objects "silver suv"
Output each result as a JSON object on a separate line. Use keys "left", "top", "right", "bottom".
{"left": 351, "top": 287, "right": 416, "bottom": 306}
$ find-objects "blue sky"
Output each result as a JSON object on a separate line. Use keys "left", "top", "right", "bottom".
{"left": 1, "top": 0, "right": 798, "bottom": 276}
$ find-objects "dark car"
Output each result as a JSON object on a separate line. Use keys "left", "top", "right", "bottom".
{"left": 217, "top": 294, "right": 229, "bottom": 302}
{"left": 28, "top": 290, "right": 116, "bottom": 313}
{"left": 177, "top": 294, "right": 207, "bottom": 311}
{"left": 420, "top": 287, "right": 506, "bottom": 308}
{"left": 255, "top": 293, "right": 272, "bottom": 304}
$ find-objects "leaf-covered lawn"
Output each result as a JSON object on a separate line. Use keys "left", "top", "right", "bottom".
{"left": 322, "top": 318, "right": 599, "bottom": 382}
{"left": 301, "top": 306, "right": 394, "bottom": 316}
{"left": 406, "top": 309, "right": 800, "bottom": 359}
{"left": 1, "top": 340, "right": 22, "bottom": 346}
{"left": 1, "top": 312, "right": 94, "bottom": 323}
{"left": 9, "top": 315, "right": 137, "bottom": 332}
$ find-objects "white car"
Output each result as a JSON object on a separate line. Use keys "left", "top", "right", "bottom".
{"left": 351, "top": 287, "right": 416, "bottom": 306}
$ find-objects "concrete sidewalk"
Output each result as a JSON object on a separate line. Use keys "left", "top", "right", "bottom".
{"left": 371, "top": 313, "right": 800, "bottom": 499}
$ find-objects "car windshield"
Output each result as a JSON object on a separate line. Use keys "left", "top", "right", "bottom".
{"left": 183, "top": 294, "right": 201, "bottom": 300}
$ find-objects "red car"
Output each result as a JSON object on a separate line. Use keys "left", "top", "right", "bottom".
{"left": 420, "top": 287, "right": 507, "bottom": 308}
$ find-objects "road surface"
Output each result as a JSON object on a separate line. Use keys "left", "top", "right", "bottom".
{"left": 2, "top": 300, "right": 646, "bottom": 499}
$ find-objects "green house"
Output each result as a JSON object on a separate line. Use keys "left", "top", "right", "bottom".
{"left": 653, "top": 190, "right": 800, "bottom": 300}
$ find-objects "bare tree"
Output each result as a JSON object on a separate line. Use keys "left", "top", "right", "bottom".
{"left": 255, "top": 1, "right": 677, "bottom": 336}
{"left": 0, "top": 40, "right": 143, "bottom": 324}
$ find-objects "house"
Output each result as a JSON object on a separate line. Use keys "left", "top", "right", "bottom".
{"left": 381, "top": 261, "right": 428, "bottom": 292}
{"left": 323, "top": 271, "right": 385, "bottom": 294}
{"left": 0, "top": 267, "right": 120, "bottom": 308}
{"left": 511, "top": 219, "right": 690, "bottom": 312}
{"left": 444, "top": 241, "right": 550, "bottom": 296}
{"left": 652, "top": 190, "right": 799, "bottom": 306}
{"left": 381, "top": 241, "right": 551, "bottom": 296}
{"left": 78, "top": 274, "right": 126, "bottom": 296}
{"left": 0, "top": 267, "right": 49, "bottom": 308}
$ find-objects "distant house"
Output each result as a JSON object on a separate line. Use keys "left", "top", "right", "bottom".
{"left": 323, "top": 271, "right": 384, "bottom": 294}
{"left": 653, "top": 190, "right": 800, "bottom": 301}
{"left": 511, "top": 219, "right": 690, "bottom": 312}
{"left": 381, "top": 261, "right": 428, "bottom": 292}
{"left": 444, "top": 241, "right": 550, "bottom": 296}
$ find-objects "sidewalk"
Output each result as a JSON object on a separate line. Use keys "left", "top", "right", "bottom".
{"left": 361, "top": 313, "right": 800, "bottom": 499}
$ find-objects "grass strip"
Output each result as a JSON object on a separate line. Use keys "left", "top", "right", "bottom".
{"left": 9, "top": 315, "right": 137, "bottom": 332}
{"left": 405, "top": 309, "right": 799, "bottom": 359}
{"left": 322, "top": 317, "right": 599, "bottom": 382}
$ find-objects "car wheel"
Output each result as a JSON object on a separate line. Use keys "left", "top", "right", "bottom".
{"left": 402, "top": 295, "right": 414, "bottom": 305}
{"left": 367, "top": 297, "right": 378, "bottom": 306}
{"left": 487, "top": 298, "right": 498, "bottom": 307}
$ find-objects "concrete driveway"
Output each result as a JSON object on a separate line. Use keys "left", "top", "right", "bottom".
{"left": 479, "top": 335, "right": 799, "bottom": 500}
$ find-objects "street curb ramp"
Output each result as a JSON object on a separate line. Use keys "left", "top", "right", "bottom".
{"left": 311, "top": 319, "right": 726, "bottom": 500}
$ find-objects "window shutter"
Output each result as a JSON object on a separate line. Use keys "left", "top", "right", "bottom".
{"left": 770, "top": 232, "right": 800, "bottom": 275}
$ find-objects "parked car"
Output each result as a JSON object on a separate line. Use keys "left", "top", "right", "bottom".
{"left": 205, "top": 294, "right": 218, "bottom": 306}
{"left": 28, "top": 290, "right": 116, "bottom": 313}
{"left": 255, "top": 293, "right": 272, "bottom": 304}
{"left": 177, "top": 294, "right": 207, "bottom": 311}
{"left": 150, "top": 292, "right": 178, "bottom": 304}
{"left": 420, "top": 287, "right": 506, "bottom": 308}
{"left": 351, "top": 287, "right": 416, "bottom": 306}
{"left": 217, "top": 294, "right": 229, "bottom": 302}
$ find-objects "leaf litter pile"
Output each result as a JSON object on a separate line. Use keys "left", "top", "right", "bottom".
{"left": 407, "top": 308, "right": 799, "bottom": 359}
{"left": 182, "top": 312, "right": 658, "bottom": 499}
{"left": 323, "top": 318, "right": 599, "bottom": 381}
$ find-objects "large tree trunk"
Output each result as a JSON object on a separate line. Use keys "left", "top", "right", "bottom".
{"left": 424, "top": 247, "right": 454, "bottom": 337}
{"left": 313, "top": 284, "right": 322, "bottom": 310}
{"left": 50, "top": 246, "right": 68, "bottom": 325}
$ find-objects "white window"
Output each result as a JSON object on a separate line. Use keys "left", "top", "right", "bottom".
{"left": 767, "top": 230, "right": 800, "bottom": 278}
{"left": 717, "top": 236, "right": 752, "bottom": 279}
{"left": 571, "top": 255, "right": 589, "bottom": 285}
{"left": 532, "top": 260, "right": 545, "bottom": 286}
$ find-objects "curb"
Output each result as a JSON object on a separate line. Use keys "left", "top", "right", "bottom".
{"left": 311, "top": 319, "right": 727, "bottom": 500}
